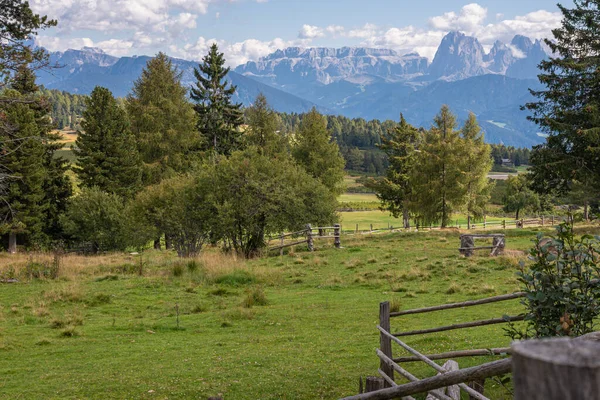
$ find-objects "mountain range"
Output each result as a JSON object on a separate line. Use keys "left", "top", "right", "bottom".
{"left": 36, "top": 31, "right": 550, "bottom": 147}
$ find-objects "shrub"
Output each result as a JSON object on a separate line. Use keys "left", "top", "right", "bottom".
{"left": 507, "top": 223, "right": 600, "bottom": 339}
{"left": 242, "top": 287, "right": 268, "bottom": 308}
{"left": 172, "top": 263, "right": 184, "bottom": 277}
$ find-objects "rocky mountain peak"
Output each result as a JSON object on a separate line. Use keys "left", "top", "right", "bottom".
{"left": 428, "top": 31, "right": 486, "bottom": 80}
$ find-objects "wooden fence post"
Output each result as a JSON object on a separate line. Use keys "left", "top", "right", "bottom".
{"left": 541, "top": 216, "right": 545, "bottom": 226}
{"left": 467, "top": 215, "right": 471, "bottom": 230}
{"left": 552, "top": 216, "right": 555, "bottom": 225}
{"left": 334, "top": 224, "right": 341, "bottom": 249}
{"left": 379, "top": 301, "right": 394, "bottom": 387}
{"left": 370, "top": 224, "right": 373, "bottom": 232}
{"left": 520, "top": 218, "right": 524, "bottom": 229}
{"left": 512, "top": 338, "right": 600, "bottom": 400}
{"left": 280, "top": 233, "right": 284, "bottom": 257}
{"left": 483, "top": 216, "right": 487, "bottom": 230}
{"left": 502, "top": 220, "right": 506, "bottom": 229}
{"left": 306, "top": 224, "right": 314, "bottom": 252}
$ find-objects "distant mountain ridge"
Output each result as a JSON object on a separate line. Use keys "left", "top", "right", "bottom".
{"left": 36, "top": 31, "right": 550, "bottom": 147}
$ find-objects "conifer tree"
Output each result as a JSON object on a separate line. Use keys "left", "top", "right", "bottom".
{"left": 460, "top": 112, "right": 493, "bottom": 220}
{"left": 292, "top": 108, "right": 345, "bottom": 196}
{"left": 365, "top": 115, "right": 422, "bottom": 228}
{"left": 126, "top": 53, "right": 199, "bottom": 185}
{"left": 245, "top": 94, "right": 286, "bottom": 156}
{"left": 411, "top": 105, "right": 464, "bottom": 227}
{"left": 526, "top": 0, "right": 600, "bottom": 196}
{"left": 191, "top": 43, "right": 243, "bottom": 156}
{"left": 75, "top": 86, "right": 142, "bottom": 198}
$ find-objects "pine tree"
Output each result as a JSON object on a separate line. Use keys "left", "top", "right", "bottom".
{"left": 191, "top": 43, "right": 243, "bottom": 157}
{"left": 292, "top": 108, "right": 345, "bottom": 196}
{"left": 245, "top": 94, "right": 286, "bottom": 156}
{"left": 366, "top": 115, "right": 422, "bottom": 228}
{"left": 526, "top": 0, "right": 600, "bottom": 196}
{"left": 460, "top": 112, "right": 493, "bottom": 220}
{"left": 126, "top": 53, "right": 199, "bottom": 185}
{"left": 411, "top": 106, "right": 464, "bottom": 227}
{"left": 75, "top": 86, "right": 142, "bottom": 198}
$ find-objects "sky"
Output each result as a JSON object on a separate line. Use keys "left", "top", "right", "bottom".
{"left": 30, "top": 0, "right": 568, "bottom": 66}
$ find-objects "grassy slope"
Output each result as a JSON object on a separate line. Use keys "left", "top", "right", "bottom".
{"left": 0, "top": 227, "right": 570, "bottom": 400}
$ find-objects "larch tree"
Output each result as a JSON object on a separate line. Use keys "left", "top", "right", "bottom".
{"left": 365, "top": 115, "right": 422, "bottom": 228}
{"left": 74, "top": 86, "right": 142, "bottom": 199}
{"left": 460, "top": 112, "right": 493, "bottom": 221}
{"left": 411, "top": 105, "right": 464, "bottom": 228}
{"left": 191, "top": 43, "right": 243, "bottom": 157}
{"left": 526, "top": 0, "right": 600, "bottom": 201}
{"left": 244, "top": 93, "right": 286, "bottom": 156}
{"left": 292, "top": 107, "right": 345, "bottom": 196}
{"left": 126, "top": 52, "right": 199, "bottom": 186}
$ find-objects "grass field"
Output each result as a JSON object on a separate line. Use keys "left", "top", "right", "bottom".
{"left": 2, "top": 226, "right": 588, "bottom": 399}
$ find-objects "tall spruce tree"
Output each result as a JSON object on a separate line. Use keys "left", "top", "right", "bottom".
{"left": 191, "top": 43, "right": 243, "bottom": 157}
{"left": 460, "top": 112, "right": 493, "bottom": 220}
{"left": 411, "top": 105, "right": 464, "bottom": 228}
{"left": 126, "top": 53, "right": 199, "bottom": 185}
{"left": 365, "top": 115, "right": 422, "bottom": 228}
{"left": 526, "top": 0, "right": 600, "bottom": 197}
{"left": 292, "top": 107, "right": 345, "bottom": 196}
{"left": 75, "top": 86, "right": 142, "bottom": 198}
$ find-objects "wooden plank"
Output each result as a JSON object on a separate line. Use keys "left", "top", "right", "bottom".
{"left": 378, "top": 369, "right": 398, "bottom": 387}
{"left": 390, "top": 292, "right": 525, "bottom": 317}
{"left": 340, "top": 358, "right": 509, "bottom": 400}
{"left": 377, "top": 349, "right": 453, "bottom": 400}
{"left": 394, "top": 348, "right": 511, "bottom": 363}
{"left": 378, "top": 326, "right": 489, "bottom": 400}
{"left": 393, "top": 315, "right": 525, "bottom": 337}
{"left": 268, "top": 239, "right": 308, "bottom": 251}
{"left": 379, "top": 302, "right": 394, "bottom": 387}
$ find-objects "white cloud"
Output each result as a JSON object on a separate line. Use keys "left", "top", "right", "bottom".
{"left": 429, "top": 3, "right": 487, "bottom": 32}
{"left": 298, "top": 25, "right": 325, "bottom": 39}
{"left": 326, "top": 25, "right": 345, "bottom": 37}
{"left": 348, "top": 23, "right": 378, "bottom": 39}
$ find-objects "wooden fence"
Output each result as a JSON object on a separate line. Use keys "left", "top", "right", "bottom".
{"left": 343, "top": 292, "right": 526, "bottom": 399}
{"left": 267, "top": 224, "right": 341, "bottom": 254}
{"left": 342, "top": 215, "right": 563, "bottom": 236}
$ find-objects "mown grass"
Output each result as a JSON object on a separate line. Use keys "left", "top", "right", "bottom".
{"left": 0, "top": 226, "right": 593, "bottom": 399}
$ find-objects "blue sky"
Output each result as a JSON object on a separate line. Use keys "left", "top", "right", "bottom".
{"left": 30, "top": 0, "right": 566, "bottom": 66}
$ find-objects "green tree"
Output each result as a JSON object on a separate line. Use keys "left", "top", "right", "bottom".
{"left": 411, "top": 106, "right": 464, "bottom": 227}
{"left": 74, "top": 86, "right": 142, "bottom": 198}
{"left": 292, "top": 108, "right": 345, "bottom": 196}
{"left": 525, "top": 0, "right": 600, "bottom": 197}
{"left": 191, "top": 43, "right": 243, "bottom": 157}
{"left": 205, "top": 148, "right": 338, "bottom": 257}
{"left": 366, "top": 115, "right": 422, "bottom": 228}
{"left": 503, "top": 174, "right": 541, "bottom": 219}
{"left": 61, "top": 187, "right": 128, "bottom": 253}
{"left": 460, "top": 112, "right": 493, "bottom": 220}
{"left": 244, "top": 94, "right": 286, "bottom": 156}
{"left": 126, "top": 52, "right": 199, "bottom": 185}
{"left": 346, "top": 147, "right": 364, "bottom": 171}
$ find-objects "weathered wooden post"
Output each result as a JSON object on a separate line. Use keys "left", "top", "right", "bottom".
{"left": 280, "top": 233, "right": 284, "bottom": 257}
{"left": 460, "top": 235, "right": 475, "bottom": 257}
{"left": 520, "top": 218, "right": 524, "bottom": 228}
{"left": 306, "top": 224, "right": 314, "bottom": 252}
{"left": 370, "top": 224, "right": 373, "bottom": 232}
{"left": 355, "top": 224, "right": 359, "bottom": 234}
{"left": 492, "top": 236, "right": 505, "bottom": 256}
{"left": 541, "top": 215, "right": 545, "bottom": 226}
{"left": 483, "top": 215, "right": 487, "bottom": 229}
{"left": 512, "top": 338, "right": 600, "bottom": 400}
{"left": 379, "top": 301, "right": 394, "bottom": 387}
{"left": 8, "top": 231, "right": 17, "bottom": 254}
{"left": 334, "top": 224, "right": 341, "bottom": 249}
{"left": 467, "top": 215, "right": 471, "bottom": 230}
{"left": 502, "top": 219, "right": 506, "bottom": 229}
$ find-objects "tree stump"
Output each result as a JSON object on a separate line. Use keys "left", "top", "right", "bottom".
{"left": 365, "top": 376, "right": 385, "bottom": 392}
{"left": 459, "top": 235, "right": 475, "bottom": 257}
{"left": 512, "top": 338, "right": 600, "bottom": 400}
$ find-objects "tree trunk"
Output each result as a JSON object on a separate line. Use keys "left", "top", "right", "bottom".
{"left": 154, "top": 238, "right": 161, "bottom": 250}
{"left": 165, "top": 234, "right": 173, "bottom": 250}
{"left": 403, "top": 209, "right": 410, "bottom": 229}
{"left": 8, "top": 232, "right": 17, "bottom": 254}
{"left": 584, "top": 200, "right": 589, "bottom": 221}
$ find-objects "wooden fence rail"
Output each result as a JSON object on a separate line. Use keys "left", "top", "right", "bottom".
{"left": 267, "top": 224, "right": 341, "bottom": 253}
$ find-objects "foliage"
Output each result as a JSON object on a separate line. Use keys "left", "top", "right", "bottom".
{"left": 204, "top": 148, "right": 338, "bottom": 257}
{"left": 60, "top": 187, "right": 128, "bottom": 252}
{"left": 126, "top": 52, "right": 200, "bottom": 185}
{"left": 191, "top": 43, "right": 243, "bottom": 157}
{"left": 41, "top": 88, "right": 86, "bottom": 130}
{"left": 244, "top": 94, "right": 287, "bottom": 156}
{"left": 410, "top": 105, "right": 466, "bottom": 227}
{"left": 292, "top": 107, "right": 346, "bottom": 196}
{"left": 365, "top": 115, "right": 421, "bottom": 228}
{"left": 525, "top": 0, "right": 600, "bottom": 197}
{"left": 502, "top": 174, "right": 543, "bottom": 219}
{"left": 74, "top": 86, "right": 142, "bottom": 198}
{"left": 509, "top": 223, "right": 600, "bottom": 339}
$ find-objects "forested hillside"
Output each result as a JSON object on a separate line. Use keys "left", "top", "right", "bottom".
{"left": 41, "top": 88, "right": 86, "bottom": 130}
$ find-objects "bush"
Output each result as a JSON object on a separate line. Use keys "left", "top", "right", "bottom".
{"left": 507, "top": 223, "right": 600, "bottom": 339}
{"left": 242, "top": 286, "right": 268, "bottom": 308}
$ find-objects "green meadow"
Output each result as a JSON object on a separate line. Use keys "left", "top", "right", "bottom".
{"left": 0, "top": 226, "right": 574, "bottom": 399}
